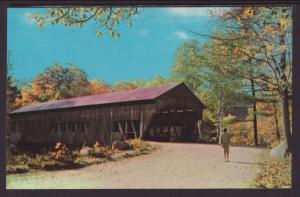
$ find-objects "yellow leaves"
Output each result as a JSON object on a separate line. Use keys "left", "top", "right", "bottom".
{"left": 90, "top": 140, "right": 116, "bottom": 157}
{"left": 15, "top": 85, "right": 36, "bottom": 107}
{"left": 243, "top": 8, "right": 254, "bottom": 18}
{"left": 93, "top": 140, "right": 101, "bottom": 152}
{"left": 125, "top": 139, "right": 147, "bottom": 150}
{"left": 88, "top": 79, "right": 111, "bottom": 95}
{"left": 279, "top": 18, "right": 290, "bottom": 30}
{"left": 255, "top": 156, "right": 291, "bottom": 188}
{"left": 264, "top": 43, "right": 274, "bottom": 56}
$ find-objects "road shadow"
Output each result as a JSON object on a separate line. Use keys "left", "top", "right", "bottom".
{"left": 229, "top": 161, "right": 263, "bottom": 165}
{"left": 146, "top": 141, "right": 268, "bottom": 149}
{"left": 230, "top": 144, "right": 267, "bottom": 149}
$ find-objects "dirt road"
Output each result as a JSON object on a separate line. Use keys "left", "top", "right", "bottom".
{"left": 7, "top": 142, "right": 267, "bottom": 189}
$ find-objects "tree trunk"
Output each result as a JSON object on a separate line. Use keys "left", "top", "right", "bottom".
{"left": 250, "top": 78, "right": 258, "bottom": 146}
{"left": 279, "top": 34, "right": 292, "bottom": 154}
{"left": 217, "top": 108, "right": 224, "bottom": 144}
{"left": 281, "top": 88, "right": 292, "bottom": 153}
{"left": 272, "top": 101, "right": 280, "bottom": 141}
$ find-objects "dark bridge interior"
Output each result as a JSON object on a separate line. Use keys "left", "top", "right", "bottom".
{"left": 144, "top": 110, "right": 199, "bottom": 142}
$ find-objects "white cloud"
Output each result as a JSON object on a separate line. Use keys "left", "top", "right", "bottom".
{"left": 174, "top": 31, "right": 189, "bottom": 39}
{"left": 165, "top": 7, "right": 211, "bottom": 17}
{"left": 165, "top": 7, "right": 231, "bottom": 17}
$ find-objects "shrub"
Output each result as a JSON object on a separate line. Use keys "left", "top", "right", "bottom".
{"left": 6, "top": 164, "right": 29, "bottom": 174}
{"left": 125, "top": 139, "right": 145, "bottom": 149}
{"left": 50, "top": 142, "right": 75, "bottom": 163}
{"left": 89, "top": 141, "right": 115, "bottom": 158}
{"left": 253, "top": 156, "right": 291, "bottom": 188}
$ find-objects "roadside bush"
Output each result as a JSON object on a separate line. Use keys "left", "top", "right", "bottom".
{"left": 6, "top": 164, "right": 29, "bottom": 174}
{"left": 89, "top": 141, "right": 115, "bottom": 158}
{"left": 125, "top": 139, "right": 145, "bottom": 149}
{"left": 7, "top": 140, "right": 159, "bottom": 174}
{"left": 50, "top": 142, "right": 75, "bottom": 163}
{"left": 253, "top": 156, "right": 291, "bottom": 188}
{"left": 26, "top": 142, "right": 81, "bottom": 170}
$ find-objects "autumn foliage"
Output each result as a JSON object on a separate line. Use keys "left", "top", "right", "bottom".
{"left": 50, "top": 142, "right": 73, "bottom": 162}
{"left": 225, "top": 101, "right": 286, "bottom": 147}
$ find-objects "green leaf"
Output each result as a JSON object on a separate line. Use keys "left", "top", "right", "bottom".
{"left": 127, "top": 21, "right": 132, "bottom": 27}
{"left": 95, "top": 30, "right": 103, "bottom": 38}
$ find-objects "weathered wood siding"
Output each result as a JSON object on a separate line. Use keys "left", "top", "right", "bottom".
{"left": 10, "top": 102, "right": 156, "bottom": 146}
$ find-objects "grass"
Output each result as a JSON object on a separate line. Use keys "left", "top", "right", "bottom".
{"left": 252, "top": 155, "right": 291, "bottom": 188}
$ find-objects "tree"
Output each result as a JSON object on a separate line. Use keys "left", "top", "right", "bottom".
{"left": 7, "top": 76, "right": 20, "bottom": 112}
{"left": 15, "top": 63, "right": 90, "bottom": 107}
{"left": 215, "top": 7, "right": 292, "bottom": 152}
{"left": 87, "top": 79, "right": 111, "bottom": 95}
{"left": 186, "top": 7, "right": 292, "bottom": 152}
{"left": 112, "top": 80, "right": 139, "bottom": 92}
{"left": 7, "top": 52, "right": 20, "bottom": 112}
{"left": 200, "top": 41, "right": 248, "bottom": 137}
{"left": 171, "top": 39, "right": 246, "bottom": 137}
{"left": 131, "top": 79, "right": 147, "bottom": 88}
{"left": 29, "top": 7, "right": 138, "bottom": 39}
{"left": 145, "top": 76, "right": 170, "bottom": 87}
{"left": 198, "top": 35, "right": 261, "bottom": 145}
{"left": 171, "top": 39, "right": 204, "bottom": 91}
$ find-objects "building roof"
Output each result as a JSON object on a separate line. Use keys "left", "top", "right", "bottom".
{"left": 11, "top": 83, "right": 184, "bottom": 114}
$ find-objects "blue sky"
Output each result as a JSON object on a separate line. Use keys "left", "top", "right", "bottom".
{"left": 7, "top": 7, "right": 216, "bottom": 85}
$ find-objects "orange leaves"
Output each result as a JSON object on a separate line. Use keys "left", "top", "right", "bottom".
{"left": 90, "top": 140, "right": 117, "bottom": 157}
{"left": 87, "top": 79, "right": 111, "bottom": 95}
{"left": 51, "top": 142, "right": 71, "bottom": 161}
{"left": 12, "top": 64, "right": 114, "bottom": 109}
{"left": 93, "top": 140, "right": 102, "bottom": 153}
{"left": 264, "top": 25, "right": 274, "bottom": 33}
{"left": 227, "top": 101, "right": 281, "bottom": 147}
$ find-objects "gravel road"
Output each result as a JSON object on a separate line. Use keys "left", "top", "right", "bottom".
{"left": 7, "top": 142, "right": 267, "bottom": 189}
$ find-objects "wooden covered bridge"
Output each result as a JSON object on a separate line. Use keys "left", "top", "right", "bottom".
{"left": 9, "top": 82, "right": 205, "bottom": 147}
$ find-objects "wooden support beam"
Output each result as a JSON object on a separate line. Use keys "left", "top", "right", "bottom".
{"left": 139, "top": 112, "right": 143, "bottom": 139}
{"left": 65, "top": 123, "right": 69, "bottom": 133}
{"left": 74, "top": 123, "right": 79, "bottom": 132}
{"left": 117, "top": 122, "right": 125, "bottom": 140}
{"left": 197, "top": 120, "right": 202, "bottom": 138}
{"left": 84, "top": 122, "right": 88, "bottom": 133}
{"left": 58, "top": 123, "right": 61, "bottom": 133}
{"left": 173, "top": 126, "right": 179, "bottom": 140}
{"left": 125, "top": 121, "right": 128, "bottom": 139}
{"left": 131, "top": 120, "right": 137, "bottom": 139}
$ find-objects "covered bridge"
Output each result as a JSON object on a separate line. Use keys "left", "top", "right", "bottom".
{"left": 9, "top": 82, "right": 205, "bottom": 147}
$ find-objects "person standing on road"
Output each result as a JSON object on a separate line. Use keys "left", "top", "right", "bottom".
{"left": 220, "top": 128, "right": 230, "bottom": 162}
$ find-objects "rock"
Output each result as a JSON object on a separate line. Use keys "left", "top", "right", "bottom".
{"left": 112, "top": 141, "right": 132, "bottom": 150}
{"left": 197, "top": 136, "right": 210, "bottom": 143}
{"left": 209, "top": 137, "right": 218, "bottom": 144}
{"left": 270, "top": 142, "right": 287, "bottom": 158}
{"left": 80, "top": 146, "right": 92, "bottom": 156}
